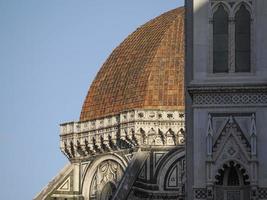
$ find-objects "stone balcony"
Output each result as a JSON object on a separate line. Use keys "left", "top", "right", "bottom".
{"left": 60, "top": 109, "right": 185, "bottom": 161}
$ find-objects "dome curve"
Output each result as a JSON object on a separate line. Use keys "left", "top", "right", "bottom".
{"left": 80, "top": 7, "right": 184, "bottom": 121}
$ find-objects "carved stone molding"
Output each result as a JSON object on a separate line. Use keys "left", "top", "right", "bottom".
{"left": 194, "top": 188, "right": 207, "bottom": 199}
{"left": 259, "top": 188, "right": 267, "bottom": 199}
{"left": 89, "top": 160, "right": 123, "bottom": 200}
{"left": 193, "top": 92, "right": 267, "bottom": 106}
{"left": 60, "top": 109, "right": 185, "bottom": 161}
{"left": 206, "top": 113, "right": 259, "bottom": 196}
{"left": 209, "top": 0, "right": 255, "bottom": 74}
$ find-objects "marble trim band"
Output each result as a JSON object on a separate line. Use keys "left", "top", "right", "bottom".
{"left": 194, "top": 188, "right": 207, "bottom": 199}
{"left": 60, "top": 109, "right": 185, "bottom": 161}
{"left": 193, "top": 93, "right": 267, "bottom": 105}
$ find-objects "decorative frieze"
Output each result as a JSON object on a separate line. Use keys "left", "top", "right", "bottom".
{"left": 259, "top": 188, "right": 267, "bottom": 199}
{"left": 194, "top": 188, "right": 207, "bottom": 199}
{"left": 193, "top": 92, "right": 267, "bottom": 106}
{"left": 60, "top": 109, "right": 185, "bottom": 160}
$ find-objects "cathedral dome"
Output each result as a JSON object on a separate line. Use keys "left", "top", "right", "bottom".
{"left": 80, "top": 7, "right": 184, "bottom": 121}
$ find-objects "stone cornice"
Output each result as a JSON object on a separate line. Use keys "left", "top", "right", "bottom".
{"left": 60, "top": 109, "right": 185, "bottom": 161}
{"left": 188, "top": 84, "right": 267, "bottom": 94}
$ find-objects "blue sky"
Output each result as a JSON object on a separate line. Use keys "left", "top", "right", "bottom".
{"left": 0, "top": 0, "right": 184, "bottom": 199}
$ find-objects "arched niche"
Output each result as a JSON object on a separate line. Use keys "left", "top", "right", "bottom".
{"left": 156, "top": 150, "right": 185, "bottom": 192}
{"left": 214, "top": 161, "right": 250, "bottom": 200}
{"left": 82, "top": 154, "right": 128, "bottom": 200}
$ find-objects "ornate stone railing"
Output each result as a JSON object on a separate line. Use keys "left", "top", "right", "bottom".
{"left": 60, "top": 109, "right": 185, "bottom": 160}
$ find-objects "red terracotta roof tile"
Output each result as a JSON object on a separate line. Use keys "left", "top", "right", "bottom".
{"left": 80, "top": 7, "right": 185, "bottom": 121}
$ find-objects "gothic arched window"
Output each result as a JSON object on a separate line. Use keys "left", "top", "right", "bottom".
{"left": 235, "top": 5, "right": 251, "bottom": 72}
{"left": 213, "top": 5, "right": 229, "bottom": 73}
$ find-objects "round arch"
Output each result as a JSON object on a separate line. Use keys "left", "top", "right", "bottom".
{"left": 215, "top": 160, "right": 250, "bottom": 186}
{"left": 214, "top": 160, "right": 251, "bottom": 200}
{"left": 214, "top": 159, "right": 250, "bottom": 183}
{"left": 82, "top": 153, "right": 128, "bottom": 200}
{"left": 157, "top": 149, "right": 185, "bottom": 191}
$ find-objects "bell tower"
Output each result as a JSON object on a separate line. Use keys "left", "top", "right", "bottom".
{"left": 185, "top": 0, "right": 267, "bottom": 200}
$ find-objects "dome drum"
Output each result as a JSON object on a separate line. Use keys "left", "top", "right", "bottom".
{"left": 60, "top": 109, "right": 185, "bottom": 161}
{"left": 60, "top": 8, "right": 186, "bottom": 161}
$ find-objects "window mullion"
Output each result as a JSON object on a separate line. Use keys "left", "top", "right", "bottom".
{"left": 229, "top": 17, "right": 235, "bottom": 73}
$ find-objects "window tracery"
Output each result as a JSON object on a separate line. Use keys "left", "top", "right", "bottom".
{"left": 210, "top": 1, "right": 253, "bottom": 74}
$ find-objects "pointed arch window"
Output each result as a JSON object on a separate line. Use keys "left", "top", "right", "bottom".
{"left": 235, "top": 5, "right": 251, "bottom": 72}
{"left": 211, "top": 3, "right": 252, "bottom": 74}
{"left": 213, "top": 5, "right": 229, "bottom": 73}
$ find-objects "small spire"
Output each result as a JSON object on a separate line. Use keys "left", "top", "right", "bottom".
{"left": 229, "top": 115, "right": 234, "bottom": 124}
{"left": 207, "top": 114, "right": 213, "bottom": 156}
{"left": 207, "top": 114, "right": 213, "bottom": 136}
{"left": 250, "top": 114, "right": 257, "bottom": 136}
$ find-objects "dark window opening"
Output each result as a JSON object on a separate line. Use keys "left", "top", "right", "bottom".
{"left": 213, "top": 5, "right": 229, "bottom": 73}
{"left": 235, "top": 5, "right": 251, "bottom": 72}
{"left": 227, "top": 166, "right": 240, "bottom": 186}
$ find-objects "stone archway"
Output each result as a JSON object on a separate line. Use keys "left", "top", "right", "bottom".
{"left": 214, "top": 161, "right": 250, "bottom": 200}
